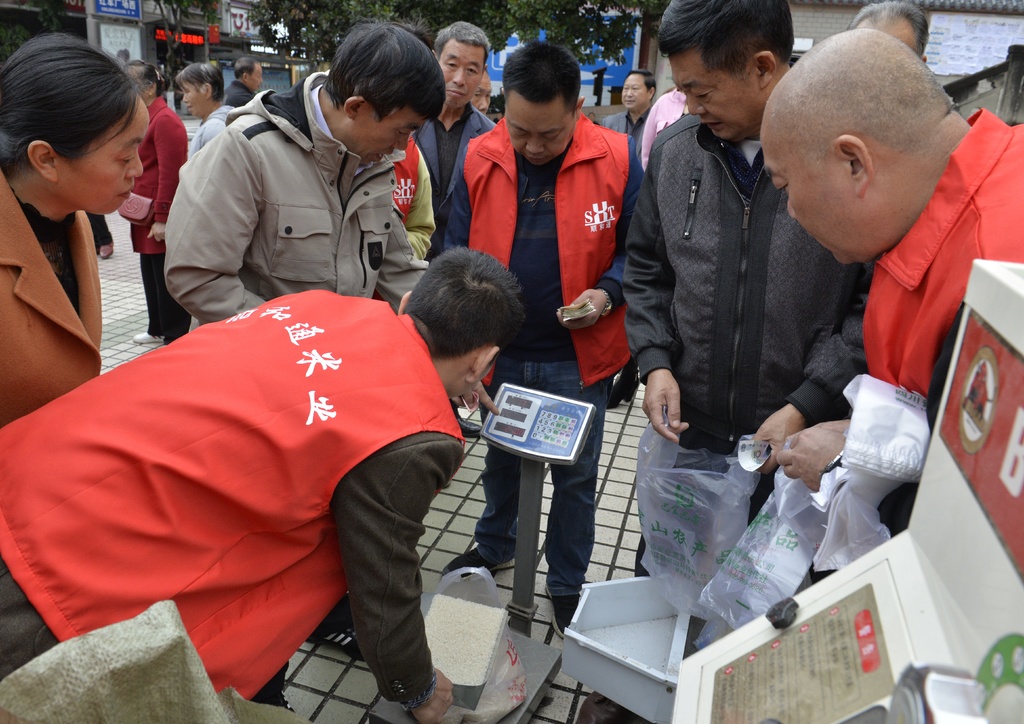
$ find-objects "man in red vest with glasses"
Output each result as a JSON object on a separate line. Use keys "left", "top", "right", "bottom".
{"left": 442, "top": 40, "right": 643, "bottom": 636}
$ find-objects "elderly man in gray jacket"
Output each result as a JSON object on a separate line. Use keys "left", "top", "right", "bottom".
{"left": 165, "top": 21, "right": 443, "bottom": 325}
{"left": 412, "top": 21, "right": 495, "bottom": 260}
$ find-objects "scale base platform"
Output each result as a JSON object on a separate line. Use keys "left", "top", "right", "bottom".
{"left": 369, "top": 630, "right": 561, "bottom": 724}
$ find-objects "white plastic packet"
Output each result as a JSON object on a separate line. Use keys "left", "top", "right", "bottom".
{"left": 813, "top": 477, "right": 892, "bottom": 571}
{"left": 430, "top": 568, "right": 526, "bottom": 724}
{"left": 635, "top": 424, "right": 760, "bottom": 616}
{"left": 697, "top": 470, "right": 827, "bottom": 631}
{"left": 842, "top": 375, "right": 930, "bottom": 481}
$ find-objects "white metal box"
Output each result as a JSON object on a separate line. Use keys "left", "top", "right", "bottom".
{"left": 562, "top": 577, "right": 689, "bottom": 723}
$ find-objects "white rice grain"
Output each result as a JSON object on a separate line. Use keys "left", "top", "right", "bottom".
{"left": 425, "top": 595, "right": 507, "bottom": 686}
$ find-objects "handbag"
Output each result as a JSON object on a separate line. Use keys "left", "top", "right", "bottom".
{"left": 117, "top": 192, "right": 155, "bottom": 227}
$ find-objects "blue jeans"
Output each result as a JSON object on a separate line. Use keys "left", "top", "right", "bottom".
{"left": 475, "top": 356, "right": 609, "bottom": 597}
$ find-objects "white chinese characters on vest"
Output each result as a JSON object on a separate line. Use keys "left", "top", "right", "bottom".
{"left": 226, "top": 305, "right": 344, "bottom": 426}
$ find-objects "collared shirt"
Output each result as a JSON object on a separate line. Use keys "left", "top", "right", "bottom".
{"left": 624, "top": 108, "right": 651, "bottom": 155}
{"left": 310, "top": 84, "right": 371, "bottom": 175}
{"left": 434, "top": 105, "right": 473, "bottom": 195}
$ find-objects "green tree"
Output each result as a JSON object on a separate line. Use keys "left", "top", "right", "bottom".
{"left": 0, "top": 24, "right": 31, "bottom": 63}
{"left": 249, "top": 0, "right": 395, "bottom": 66}
{"left": 151, "top": 0, "right": 221, "bottom": 87}
{"left": 31, "top": 0, "right": 66, "bottom": 32}
{"left": 249, "top": 0, "right": 669, "bottom": 67}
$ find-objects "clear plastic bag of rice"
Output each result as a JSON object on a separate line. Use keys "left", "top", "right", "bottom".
{"left": 426, "top": 567, "right": 527, "bottom": 724}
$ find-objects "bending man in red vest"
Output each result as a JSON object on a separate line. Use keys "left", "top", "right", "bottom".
{"left": 442, "top": 40, "right": 643, "bottom": 635}
{"left": 0, "top": 248, "right": 525, "bottom": 723}
{"left": 765, "top": 30, "right": 1024, "bottom": 529}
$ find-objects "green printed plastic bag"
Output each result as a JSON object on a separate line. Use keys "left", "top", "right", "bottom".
{"left": 698, "top": 486, "right": 826, "bottom": 631}
{"left": 635, "top": 424, "right": 759, "bottom": 615}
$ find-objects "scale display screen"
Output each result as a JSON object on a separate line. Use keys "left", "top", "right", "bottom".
{"left": 481, "top": 384, "right": 596, "bottom": 464}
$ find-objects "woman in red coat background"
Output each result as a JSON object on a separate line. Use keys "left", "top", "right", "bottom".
{"left": 125, "top": 61, "right": 191, "bottom": 345}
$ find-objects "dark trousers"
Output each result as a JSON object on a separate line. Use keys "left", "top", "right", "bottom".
{"left": 138, "top": 252, "right": 191, "bottom": 343}
{"left": 87, "top": 212, "right": 112, "bottom": 251}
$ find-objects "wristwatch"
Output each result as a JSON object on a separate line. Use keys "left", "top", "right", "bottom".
{"left": 598, "top": 289, "right": 613, "bottom": 317}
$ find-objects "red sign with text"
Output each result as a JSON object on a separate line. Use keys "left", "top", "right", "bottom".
{"left": 940, "top": 312, "right": 1024, "bottom": 582}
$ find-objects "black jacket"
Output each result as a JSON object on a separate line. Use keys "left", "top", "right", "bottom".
{"left": 223, "top": 79, "right": 255, "bottom": 108}
{"left": 624, "top": 116, "right": 870, "bottom": 442}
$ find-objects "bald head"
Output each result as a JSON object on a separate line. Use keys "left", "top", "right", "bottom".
{"left": 768, "top": 29, "right": 951, "bottom": 159}
{"left": 762, "top": 29, "right": 968, "bottom": 263}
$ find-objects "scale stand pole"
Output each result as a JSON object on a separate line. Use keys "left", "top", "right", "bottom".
{"left": 508, "top": 457, "right": 546, "bottom": 635}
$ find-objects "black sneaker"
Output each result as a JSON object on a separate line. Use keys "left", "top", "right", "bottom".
{"left": 458, "top": 416, "right": 482, "bottom": 439}
{"left": 308, "top": 595, "right": 363, "bottom": 660}
{"left": 548, "top": 590, "right": 581, "bottom": 638}
{"left": 442, "top": 547, "right": 514, "bottom": 575}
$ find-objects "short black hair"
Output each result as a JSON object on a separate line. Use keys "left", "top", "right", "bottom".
{"left": 0, "top": 34, "right": 141, "bottom": 176}
{"left": 324, "top": 20, "right": 445, "bottom": 120}
{"left": 659, "top": 0, "right": 794, "bottom": 75}
{"left": 175, "top": 63, "right": 225, "bottom": 102}
{"left": 626, "top": 69, "right": 656, "bottom": 92}
{"left": 408, "top": 248, "right": 525, "bottom": 359}
{"left": 502, "top": 41, "right": 581, "bottom": 111}
{"left": 234, "top": 56, "right": 259, "bottom": 80}
{"left": 849, "top": 1, "right": 930, "bottom": 57}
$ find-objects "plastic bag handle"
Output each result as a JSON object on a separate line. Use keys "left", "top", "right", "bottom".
{"left": 435, "top": 566, "right": 503, "bottom": 607}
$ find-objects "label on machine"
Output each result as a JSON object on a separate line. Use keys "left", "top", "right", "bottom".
{"left": 940, "top": 312, "right": 1024, "bottom": 583}
{"left": 710, "top": 584, "right": 893, "bottom": 724}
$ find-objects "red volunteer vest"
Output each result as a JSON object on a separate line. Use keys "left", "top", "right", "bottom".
{"left": 392, "top": 137, "right": 421, "bottom": 218}
{"left": 0, "top": 291, "right": 461, "bottom": 697}
{"left": 462, "top": 115, "right": 631, "bottom": 386}
{"left": 864, "top": 111, "right": 1024, "bottom": 395}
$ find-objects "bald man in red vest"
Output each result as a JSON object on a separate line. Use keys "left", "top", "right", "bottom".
{"left": 0, "top": 248, "right": 524, "bottom": 723}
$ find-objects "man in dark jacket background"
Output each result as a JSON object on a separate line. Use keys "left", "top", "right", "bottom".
{"left": 223, "top": 56, "right": 262, "bottom": 107}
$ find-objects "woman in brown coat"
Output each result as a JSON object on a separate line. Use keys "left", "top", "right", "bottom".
{"left": 0, "top": 34, "right": 146, "bottom": 427}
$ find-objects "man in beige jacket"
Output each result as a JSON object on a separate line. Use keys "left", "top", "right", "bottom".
{"left": 166, "top": 21, "right": 445, "bottom": 324}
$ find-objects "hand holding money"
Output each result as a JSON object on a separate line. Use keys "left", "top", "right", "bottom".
{"left": 559, "top": 299, "right": 598, "bottom": 320}
{"left": 557, "top": 289, "right": 607, "bottom": 329}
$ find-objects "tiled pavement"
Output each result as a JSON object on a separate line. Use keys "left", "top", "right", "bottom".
{"left": 95, "top": 211, "right": 650, "bottom": 724}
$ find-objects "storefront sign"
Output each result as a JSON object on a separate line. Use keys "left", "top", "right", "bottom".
{"left": 96, "top": 0, "right": 141, "bottom": 21}
{"left": 155, "top": 28, "right": 205, "bottom": 46}
{"left": 225, "top": 1, "right": 259, "bottom": 39}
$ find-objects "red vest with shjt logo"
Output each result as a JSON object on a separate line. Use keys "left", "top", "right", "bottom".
{"left": 392, "top": 137, "right": 421, "bottom": 218}
{"left": 0, "top": 291, "right": 461, "bottom": 698}
{"left": 462, "top": 114, "right": 631, "bottom": 386}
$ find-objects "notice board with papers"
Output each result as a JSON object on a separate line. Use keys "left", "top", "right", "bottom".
{"left": 926, "top": 13, "right": 1024, "bottom": 76}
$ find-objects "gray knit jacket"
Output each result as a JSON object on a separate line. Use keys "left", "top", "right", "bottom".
{"left": 623, "top": 116, "right": 869, "bottom": 442}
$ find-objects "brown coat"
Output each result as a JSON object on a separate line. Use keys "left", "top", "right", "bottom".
{"left": 0, "top": 174, "right": 102, "bottom": 427}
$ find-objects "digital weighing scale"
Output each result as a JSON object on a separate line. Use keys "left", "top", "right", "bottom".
{"left": 672, "top": 260, "right": 1024, "bottom": 723}
{"left": 370, "top": 384, "right": 595, "bottom": 724}
{"left": 482, "top": 383, "right": 596, "bottom": 635}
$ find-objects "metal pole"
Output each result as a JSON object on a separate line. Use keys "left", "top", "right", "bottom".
{"left": 507, "top": 457, "right": 546, "bottom": 635}
{"left": 85, "top": 0, "right": 100, "bottom": 48}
